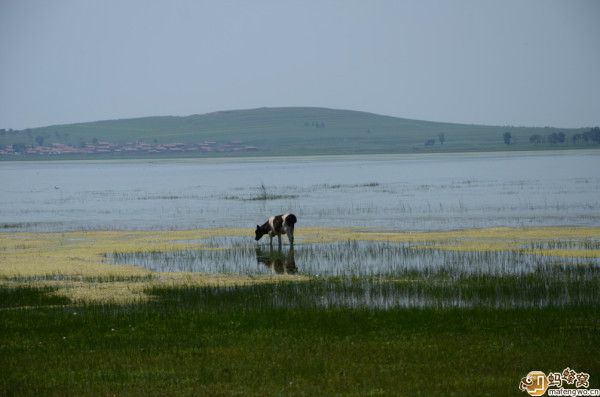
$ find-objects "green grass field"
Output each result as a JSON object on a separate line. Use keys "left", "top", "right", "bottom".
{"left": 1, "top": 284, "right": 599, "bottom": 397}
{"left": 2, "top": 107, "right": 595, "bottom": 158}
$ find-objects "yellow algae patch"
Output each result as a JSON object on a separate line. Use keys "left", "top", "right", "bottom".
{"left": 0, "top": 228, "right": 249, "bottom": 278}
{"left": 521, "top": 249, "right": 600, "bottom": 258}
{"left": 352, "top": 226, "right": 600, "bottom": 255}
{"left": 1, "top": 226, "right": 599, "bottom": 304}
{"left": 294, "top": 227, "right": 363, "bottom": 244}
{"left": 352, "top": 226, "right": 600, "bottom": 244}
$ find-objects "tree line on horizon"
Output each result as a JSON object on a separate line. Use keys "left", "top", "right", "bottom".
{"left": 501, "top": 127, "right": 600, "bottom": 146}
{"left": 2, "top": 125, "right": 600, "bottom": 154}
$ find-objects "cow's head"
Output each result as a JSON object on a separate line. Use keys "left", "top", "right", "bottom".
{"left": 255, "top": 225, "right": 267, "bottom": 241}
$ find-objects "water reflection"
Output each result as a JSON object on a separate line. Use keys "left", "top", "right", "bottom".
{"left": 255, "top": 246, "right": 297, "bottom": 274}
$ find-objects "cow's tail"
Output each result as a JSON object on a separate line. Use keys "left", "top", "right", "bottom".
{"left": 285, "top": 214, "right": 297, "bottom": 227}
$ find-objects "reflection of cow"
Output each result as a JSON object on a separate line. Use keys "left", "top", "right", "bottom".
{"left": 255, "top": 213, "right": 297, "bottom": 247}
{"left": 255, "top": 246, "right": 297, "bottom": 274}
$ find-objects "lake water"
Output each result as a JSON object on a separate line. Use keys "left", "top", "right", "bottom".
{"left": 1, "top": 150, "right": 599, "bottom": 232}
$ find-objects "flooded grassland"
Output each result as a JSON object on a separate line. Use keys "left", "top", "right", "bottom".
{"left": 1, "top": 226, "right": 599, "bottom": 308}
{"left": 1, "top": 151, "right": 599, "bottom": 307}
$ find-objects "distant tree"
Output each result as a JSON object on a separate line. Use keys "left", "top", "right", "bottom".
{"left": 572, "top": 133, "right": 587, "bottom": 144}
{"left": 92, "top": 137, "right": 99, "bottom": 145}
{"left": 35, "top": 135, "right": 44, "bottom": 146}
{"left": 584, "top": 127, "right": 600, "bottom": 143}
{"left": 438, "top": 132, "right": 445, "bottom": 145}
{"left": 547, "top": 132, "right": 565, "bottom": 144}
{"left": 503, "top": 132, "right": 512, "bottom": 145}
{"left": 12, "top": 143, "right": 27, "bottom": 153}
{"left": 529, "top": 134, "right": 543, "bottom": 144}
{"left": 424, "top": 139, "right": 435, "bottom": 147}
{"left": 153, "top": 138, "right": 158, "bottom": 144}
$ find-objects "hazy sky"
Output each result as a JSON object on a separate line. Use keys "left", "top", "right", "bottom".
{"left": 1, "top": 0, "right": 599, "bottom": 129}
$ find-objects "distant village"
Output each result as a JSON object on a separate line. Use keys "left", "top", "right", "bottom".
{"left": 0, "top": 140, "right": 258, "bottom": 156}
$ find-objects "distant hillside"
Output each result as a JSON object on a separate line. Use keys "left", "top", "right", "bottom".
{"left": 0, "top": 107, "right": 596, "bottom": 158}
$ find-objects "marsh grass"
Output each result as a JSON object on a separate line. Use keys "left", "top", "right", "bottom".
{"left": 112, "top": 238, "right": 600, "bottom": 277}
{"left": 148, "top": 274, "right": 600, "bottom": 309}
{"left": 222, "top": 182, "right": 299, "bottom": 201}
{"left": 221, "top": 181, "right": 382, "bottom": 201}
{"left": 146, "top": 274, "right": 599, "bottom": 310}
{"left": 316, "top": 181, "right": 380, "bottom": 189}
{"left": 111, "top": 237, "right": 600, "bottom": 308}
{"left": 223, "top": 193, "right": 299, "bottom": 201}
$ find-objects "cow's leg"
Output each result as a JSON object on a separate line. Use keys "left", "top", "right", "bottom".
{"left": 277, "top": 234, "right": 282, "bottom": 249}
{"left": 269, "top": 235, "right": 273, "bottom": 246}
{"left": 287, "top": 227, "right": 294, "bottom": 246}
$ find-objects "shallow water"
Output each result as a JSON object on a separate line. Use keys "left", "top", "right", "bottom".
{"left": 1, "top": 150, "right": 600, "bottom": 232}
{"left": 110, "top": 233, "right": 600, "bottom": 308}
{"left": 111, "top": 237, "right": 600, "bottom": 277}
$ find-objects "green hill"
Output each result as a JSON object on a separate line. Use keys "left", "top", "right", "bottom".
{"left": 0, "top": 107, "right": 595, "bottom": 158}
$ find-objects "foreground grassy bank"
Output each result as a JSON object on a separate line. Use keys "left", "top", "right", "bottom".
{"left": 1, "top": 285, "right": 598, "bottom": 396}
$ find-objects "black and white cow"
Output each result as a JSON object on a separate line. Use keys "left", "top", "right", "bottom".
{"left": 255, "top": 213, "right": 297, "bottom": 246}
